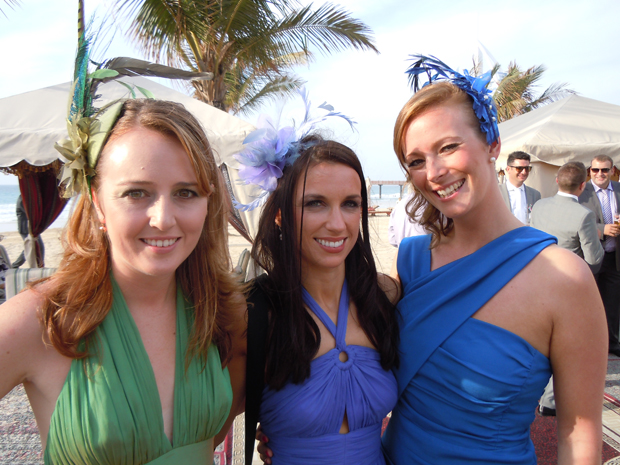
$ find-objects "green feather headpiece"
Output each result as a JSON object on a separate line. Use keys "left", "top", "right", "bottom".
{"left": 55, "top": 0, "right": 213, "bottom": 198}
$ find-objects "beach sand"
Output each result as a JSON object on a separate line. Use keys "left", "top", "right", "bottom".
{"left": 0, "top": 215, "right": 396, "bottom": 273}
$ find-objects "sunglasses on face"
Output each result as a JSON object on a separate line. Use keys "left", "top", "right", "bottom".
{"left": 590, "top": 168, "right": 611, "bottom": 173}
{"left": 508, "top": 166, "right": 532, "bottom": 173}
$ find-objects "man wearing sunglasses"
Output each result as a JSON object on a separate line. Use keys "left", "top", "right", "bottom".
{"left": 499, "top": 151, "right": 541, "bottom": 224}
{"left": 579, "top": 155, "right": 620, "bottom": 357}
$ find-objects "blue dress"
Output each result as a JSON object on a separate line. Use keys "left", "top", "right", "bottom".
{"left": 382, "top": 228, "right": 556, "bottom": 465}
{"left": 259, "top": 280, "right": 398, "bottom": 464}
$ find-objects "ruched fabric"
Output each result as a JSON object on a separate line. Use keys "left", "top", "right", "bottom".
{"left": 382, "top": 228, "right": 556, "bottom": 465}
{"left": 260, "top": 280, "right": 397, "bottom": 464}
{"left": 44, "top": 278, "right": 232, "bottom": 464}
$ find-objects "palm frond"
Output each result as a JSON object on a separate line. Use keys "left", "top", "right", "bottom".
{"left": 114, "top": 0, "right": 377, "bottom": 113}
{"left": 0, "top": 0, "right": 20, "bottom": 18}
{"left": 235, "top": 74, "right": 306, "bottom": 115}
{"left": 492, "top": 60, "right": 576, "bottom": 122}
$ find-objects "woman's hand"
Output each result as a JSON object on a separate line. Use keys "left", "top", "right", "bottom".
{"left": 256, "top": 425, "right": 273, "bottom": 464}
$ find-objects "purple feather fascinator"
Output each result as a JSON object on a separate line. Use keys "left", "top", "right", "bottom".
{"left": 405, "top": 55, "right": 499, "bottom": 145}
{"left": 233, "top": 88, "right": 356, "bottom": 211}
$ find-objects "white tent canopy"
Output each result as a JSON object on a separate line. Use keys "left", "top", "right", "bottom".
{"left": 0, "top": 76, "right": 266, "bottom": 239}
{"left": 0, "top": 76, "right": 254, "bottom": 167}
{"left": 497, "top": 95, "right": 620, "bottom": 197}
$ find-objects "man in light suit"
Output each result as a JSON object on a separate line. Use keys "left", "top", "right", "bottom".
{"left": 579, "top": 155, "right": 620, "bottom": 357}
{"left": 531, "top": 161, "right": 604, "bottom": 416}
{"left": 499, "top": 151, "right": 541, "bottom": 224}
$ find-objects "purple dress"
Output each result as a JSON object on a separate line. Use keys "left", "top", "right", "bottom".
{"left": 259, "top": 280, "right": 397, "bottom": 464}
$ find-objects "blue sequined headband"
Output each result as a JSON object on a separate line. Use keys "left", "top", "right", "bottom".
{"left": 233, "top": 88, "right": 356, "bottom": 211}
{"left": 405, "top": 55, "right": 499, "bottom": 145}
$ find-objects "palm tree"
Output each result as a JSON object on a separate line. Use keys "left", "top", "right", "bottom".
{"left": 471, "top": 57, "right": 575, "bottom": 122}
{"left": 115, "top": 0, "right": 378, "bottom": 114}
{"left": 492, "top": 62, "right": 575, "bottom": 122}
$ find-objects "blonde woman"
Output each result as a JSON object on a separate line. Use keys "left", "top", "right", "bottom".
{"left": 0, "top": 99, "right": 246, "bottom": 464}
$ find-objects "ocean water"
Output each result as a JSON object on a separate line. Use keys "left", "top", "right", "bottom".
{"left": 0, "top": 185, "right": 72, "bottom": 233}
{"left": 369, "top": 184, "right": 405, "bottom": 209}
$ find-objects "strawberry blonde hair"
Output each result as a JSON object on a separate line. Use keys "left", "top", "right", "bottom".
{"left": 393, "top": 82, "right": 487, "bottom": 246}
{"left": 36, "top": 99, "right": 243, "bottom": 363}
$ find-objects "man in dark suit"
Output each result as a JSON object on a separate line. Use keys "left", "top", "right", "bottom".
{"left": 579, "top": 155, "right": 620, "bottom": 356}
{"left": 499, "top": 151, "right": 541, "bottom": 224}
{"left": 531, "top": 161, "right": 604, "bottom": 415}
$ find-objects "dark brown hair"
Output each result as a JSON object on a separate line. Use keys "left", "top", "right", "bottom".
{"left": 507, "top": 151, "right": 531, "bottom": 165}
{"left": 557, "top": 161, "right": 587, "bottom": 192}
{"left": 252, "top": 135, "right": 399, "bottom": 389}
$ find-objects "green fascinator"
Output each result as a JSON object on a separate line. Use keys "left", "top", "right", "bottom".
{"left": 55, "top": 1, "right": 213, "bottom": 198}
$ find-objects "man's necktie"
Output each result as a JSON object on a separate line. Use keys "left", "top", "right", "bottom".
{"left": 601, "top": 189, "right": 615, "bottom": 251}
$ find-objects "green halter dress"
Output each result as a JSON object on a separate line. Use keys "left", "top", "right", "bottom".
{"left": 44, "top": 279, "right": 233, "bottom": 464}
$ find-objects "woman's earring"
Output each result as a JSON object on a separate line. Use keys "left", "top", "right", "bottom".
{"left": 277, "top": 225, "right": 282, "bottom": 241}
{"left": 99, "top": 221, "right": 107, "bottom": 232}
{"left": 490, "top": 157, "right": 496, "bottom": 163}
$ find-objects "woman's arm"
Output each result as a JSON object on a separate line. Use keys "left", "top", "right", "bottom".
{"left": 547, "top": 249, "right": 607, "bottom": 464}
{"left": 0, "top": 290, "right": 47, "bottom": 398}
{"left": 390, "top": 249, "right": 400, "bottom": 282}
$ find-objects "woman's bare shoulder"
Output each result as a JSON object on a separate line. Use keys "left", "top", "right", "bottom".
{"left": 0, "top": 286, "right": 49, "bottom": 396}
{"left": 535, "top": 244, "right": 595, "bottom": 286}
{"left": 528, "top": 244, "right": 600, "bottom": 313}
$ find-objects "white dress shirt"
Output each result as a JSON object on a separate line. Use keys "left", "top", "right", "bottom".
{"left": 556, "top": 191, "right": 578, "bottom": 202}
{"left": 592, "top": 180, "right": 617, "bottom": 252}
{"left": 388, "top": 193, "right": 427, "bottom": 247}
{"left": 506, "top": 181, "right": 528, "bottom": 224}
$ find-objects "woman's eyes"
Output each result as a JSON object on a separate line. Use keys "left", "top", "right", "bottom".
{"left": 176, "top": 189, "right": 198, "bottom": 199}
{"left": 305, "top": 200, "right": 323, "bottom": 208}
{"left": 123, "top": 190, "right": 147, "bottom": 199}
{"left": 441, "top": 143, "right": 459, "bottom": 153}
{"left": 407, "top": 143, "right": 460, "bottom": 169}
{"left": 343, "top": 200, "right": 361, "bottom": 209}
{"left": 121, "top": 189, "right": 199, "bottom": 200}
{"left": 304, "top": 200, "right": 360, "bottom": 208}
{"left": 407, "top": 159, "right": 424, "bottom": 169}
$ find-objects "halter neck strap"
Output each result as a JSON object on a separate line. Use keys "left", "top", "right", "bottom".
{"left": 302, "top": 280, "right": 349, "bottom": 348}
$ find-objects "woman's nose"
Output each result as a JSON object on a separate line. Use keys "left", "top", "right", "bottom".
{"left": 326, "top": 207, "right": 346, "bottom": 231}
{"left": 149, "top": 196, "right": 176, "bottom": 230}
{"left": 426, "top": 157, "right": 447, "bottom": 183}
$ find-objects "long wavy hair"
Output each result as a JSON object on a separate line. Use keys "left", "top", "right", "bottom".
{"left": 393, "top": 82, "right": 489, "bottom": 247}
{"left": 36, "top": 99, "right": 242, "bottom": 363}
{"left": 252, "top": 135, "right": 399, "bottom": 390}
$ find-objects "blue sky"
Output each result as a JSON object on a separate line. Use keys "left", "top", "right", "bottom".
{"left": 1, "top": 0, "right": 619, "bottom": 185}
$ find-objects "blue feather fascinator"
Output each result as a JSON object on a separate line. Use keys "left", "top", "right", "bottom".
{"left": 233, "top": 88, "right": 356, "bottom": 211}
{"left": 405, "top": 55, "right": 499, "bottom": 145}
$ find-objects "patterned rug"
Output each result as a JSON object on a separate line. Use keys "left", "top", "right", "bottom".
{"left": 0, "top": 385, "right": 41, "bottom": 465}
{"left": 530, "top": 393, "right": 620, "bottom": 464}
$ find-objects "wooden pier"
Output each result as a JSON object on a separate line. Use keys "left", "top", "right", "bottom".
{"left": 368, "top": 180, "right": 407, "bottom": 199}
